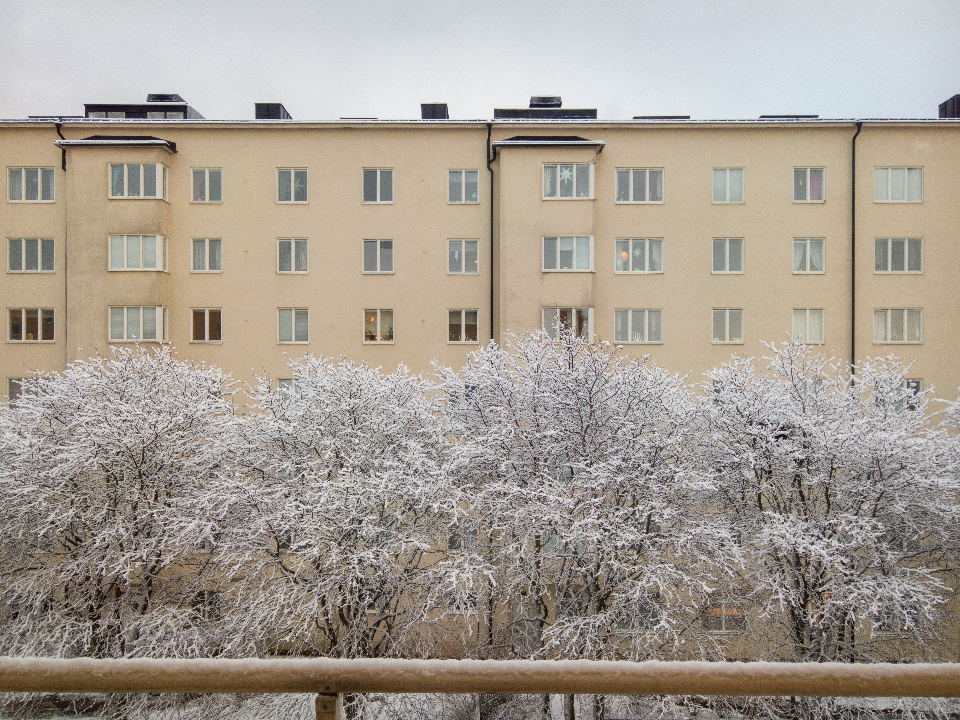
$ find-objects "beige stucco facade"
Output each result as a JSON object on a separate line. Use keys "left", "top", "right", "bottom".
{"left": 1, "top": 114, "right": 958, "bottom": 399}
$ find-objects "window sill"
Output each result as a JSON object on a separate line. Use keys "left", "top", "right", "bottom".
{"left": 363, "top": 340, "right": 396, "bottom": 345}
{"left": 616, "top": 341, "right": 663, "bottom": 345}
{"left": 793, "top": 200, "right": 825, "bottom": 204}
{"left": 7, "top": 340, "right": 56, "bottom": 344}
{"left": 712, "top": 201, "right": 745, "bottom": 205}
{"left": 8, "top": 270, "right": 56, "bottom": 274}
{"left": 108, "top": 268, "right": 169, "bottom": 273}
{"left": 874, "top": 200, "right": 923, "bottom": 204}
{"left": 362, "top": 271, "right": 395, "bottom": 275}
{"left": 711, "top": 271, "right": 744, "bottom": 275}
{"left": 448, "top": 272, "right": 481, "bottom": 276}
{"left": 191, "top": 270, "right": 223, "bottom": 274}
{"left": 542, "top": 269, "right": 594, "bottom": 273}
{"left": 874, "top": 271, "right": 923, "bottom": 275}
{"left": 278, "top": 341, "right": 310, "bottom": 345}
{"left": 448, "top": 341, "right": 480, "bottom": 345}
{"left": 614, "top": 200, "right": 663, "bottom": 205}
{"left": 542, "top": 196, "right": 595, "bottom": 201}
{"left": 190, "top": 341, "right": 222, "bottom": 344}
{"left": 277, "top": 271, "right": 309, "bottom": 275}
{"left": 362, "top": 201, "right": 395, "bottom": 205}
{"left": 7, "top": 199, "right": 56, "bottom": 204}
{"left": 191, "top": 200, "right": 223, "bottom": 205}
{"left": 276, "top": 201, "right": 309, "bottom": 205}
{"left": 873, "top": 341, "right": 923, "bottom": 345}
{"left": 108, "top": 196, "right": 167, "bottom": 201}
{"left": 712, "top": 340, "right": 744, "bottom": 345}
{"left": 107, "top": 339, "right": 164, "bottom": 344}
{"left": 614, "top": 270, "right": 664, "bottom": 275}
{"left": 793, "top": 271, "right": 825, "bottom": 275}
{"left": 447, "top": 201, "right": 481, "bottom": 205}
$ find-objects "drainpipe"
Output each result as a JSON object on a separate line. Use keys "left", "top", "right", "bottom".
{"left": 850, "top": 121, "right": 862, "bottom": 374}
{"left": 486, "top": 123, "right": 497, "bottom": 343}
{"left": 56, "top": 121, "right": 68, "bottom": 367}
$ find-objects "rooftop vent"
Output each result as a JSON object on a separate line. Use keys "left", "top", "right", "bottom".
{"left": 255, "top": 103, "right": 292, "bottom": 120}
{"left": 939, "top": 94, "right": 960, "bottom": 119}
{"left": 421, "top": 103, "right": 449, "bottom": 120}
{"left": 147, "top": 93, "right": 185, "bottom": 103}
{"left": 530, "top": 96, "right": 562, "bottom": 108}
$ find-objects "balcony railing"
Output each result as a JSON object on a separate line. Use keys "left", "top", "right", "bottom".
{"left": 1, "top": 657, "right": 959, "bottom": 720}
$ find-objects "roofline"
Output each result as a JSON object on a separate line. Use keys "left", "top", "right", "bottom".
{"left": 54, "top": 138, "right": 177, "bottom": 152}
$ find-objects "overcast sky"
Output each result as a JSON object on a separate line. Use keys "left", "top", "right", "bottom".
{"left": 2, "top": 0, "right": 958, "bottom": 122}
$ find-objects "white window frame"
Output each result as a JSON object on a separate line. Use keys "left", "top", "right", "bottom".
{"left": 542, "top": 236, "right": 594, "bottom": 272}
{"left": 8, "top": 308, "right": 55, "bottom": 343}
{"left": 108, "top": 235, "right": 168, "bottom": 272}
{"left": 8, "top": 238, "right": 55, "bottom": 273}
{"left": 793, "top": 167, "right": 825, "bottom": 203}
{"left": 277, "top": 378, "right": 300, "bottom": 395}
{"left": 448, "top": 169, "right": 479, "bottom": 204}
{"left": 363, "top": 168, "right": 394, "bottom": 204}
{"left": 277, "top": 168, "right": 308, "bottom": 204}
{"left": 793, "top": 238, "right": 825, "bottom": 274}
{"left": 873, "top": 308, "right": 923, "bottom": 344}
{"left": 615, "top": 238, "right": 663, "bottom": 273}
{"left": 108, "top": 306, "right": 167, "bottom": 342}
{"left": 712, "top": 238, "right": 744, "bottom": 274}
{"left": 615, "top": 168, "right": 664, "bottom": 203}
{"left": 277, "top": 238, "right": 309, "bottom": 274}
{"left": 363, "top": 239, "right": 394, "bottom": 274}
{"left": 874, "top": 167, "right": 923, "bottom": 203}
{"left": 191, "top": 168, "right": 222, "bottom": 203}
{"left": 792, "top": 308, "right": 825, "bottom": 345}
{"left": 8, "top": 167, "right": 55, "bottom": 202}
{"left": 543, "top": 163, "right": 594, "bottom": 200}
{"left": 364, "top": 308, "right": 395, "bottom": 344}
{"left": 702, "top": 601, "right": 746, "bottom": 633}
{"left": 448, "top": 309, "right": 479, "bottom": 344}
{"left": 874, "top": 238, "right": 923, "bottom": 273}
{"left": 191, "top": 308, "right": 222, "bottom": 343}
{"left": 191, "top": 238, "right": 222, "bottom": 273}
{"left": 712, "top": 168, "right": 744, "bottom": 203}
{"left": 543, "top": 307, "right": 593, "bottom": 340}
{"left": 448, "top": 239, "right": 479, "bottom": 274}
{"left": 712, "top": 308, "right": 744, "bottom": 344}
{"left": 277, "top": 308, "right": 309, "bottom": 344}
{"left": 109, "top": 163, "right": 168, "bottom": 200}
{"left": 614, "top": 308, "right": 663, "bottom": 344}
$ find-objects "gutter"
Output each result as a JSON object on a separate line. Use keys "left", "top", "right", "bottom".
{"left": 851, "top": 121, "right": 863, "bottom": 373}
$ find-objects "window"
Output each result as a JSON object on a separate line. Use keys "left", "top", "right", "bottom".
{"left": 792, "top": 309, "right": 825, "bottom": 344}
{"left": 873, "top": 309, "right": 922, "bottom": 344}
{"left": 702, "top": 601, "right": 746, "bottom": 633}
{"left": 793, "top": 238, "right": 824, "bottom": 273}
{"left": 904, "top": 379, "right": 922, "bottom": 412}
{"left": 615, "top": 238, "right": 663, "bottom": 273}
{"left": 712, "top": 309, "right": 744, "bottom": 343}
{"left": 364, "top": 309, "right": 394, "bottom": 343}
{"left": 448, "top": 309, "right": 479, "bottom": 343}
{"left": 109, "top": 235, "right": 168, "bottom": 271}
{"left": 278, "top": 239, "right": 308, "bottom": 273}
{"left": 109, "top": 163, "right": 167, "bottom": 199}
{"left": 277, "top": 378, "right": 300, "bottom": 395}
{"left": 614, "top": 595, "right": 661, "bottom": 632}
{"left": 875, "top": 238, "right": 922, "bottom": 273}
{"left": 543, "top": 307, "right": 591, "bottom": 340}
{"left": 794, "top": 167, "right": 824, "bottom": 202}
{"left": 8, "top": 309, "right": 54, "bottom": 342}
{"left": 8, "top": 238, "right": 54, "bottom": 272}
{"left": 448, "top": 170, "right": 479, "bottom": 203}
{"left": 712, "top": 238, "right": 744, "bottom": 273}
{"left": 7, "top": 377, "right": 39, "bottom": 405}
{"left": 278, "top": 308, "right": 309, "bottom": 343}
{"left": 191, "top": 309, "right": 222, "bottom": 343}
{"left": 875, "top": 167, "right": 922, "bottom": 203}
{"left": 192, "top": 168, "right": 222, "bottom": 202}
{"left": 615, "top": 309, "right": 662, "bottom": 344}
{"left": 192, "top": 238, "right": 222, "bottom": 272}
{"left": 8, "top": 167, "right": 54, "bottom": 202}
{"left": 448, "top": 240, "right": 479, "bottom": 274}
{"left": 277, "top": 168, "right": 307, "bottom": 203}
{"left": 543, "top": 163, "right": 593, "bottom": 199}
{"left": 615, "top": 168, "right": 663, "bottom": 203}
{"left": 543, "top": 236, "right": 593, "bottom": 271}
{"left": 712, "top": 168, "right": 744, "bottom": 203}
{"left": 363, "top": 168, "right": 393, "bottom": 203}
{"left": 109, "top": 306, "right": 166, "bottom": 342}
{"left": 363, "top": 239, "right": 394, "bottom": 273}
{"left": 447, "top": 526, "right": 479, "bottom": 552}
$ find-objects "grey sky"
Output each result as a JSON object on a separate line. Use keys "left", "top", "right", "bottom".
{"left": 2, "top": 0, "right": 958, "bottom": 121}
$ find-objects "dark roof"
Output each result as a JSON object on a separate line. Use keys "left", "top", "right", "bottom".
{"left": 494, "top": 107, "right": 598, "bottom": 120}
{"left": 492, "top": 135, "right": 605, "bottom": 150}
{"left": 54, "top": 135, "right": 177, "bottom": 152}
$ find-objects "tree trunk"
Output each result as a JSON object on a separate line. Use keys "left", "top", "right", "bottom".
{"left": 563, "top": 693, "right": 575, "bottom": 720}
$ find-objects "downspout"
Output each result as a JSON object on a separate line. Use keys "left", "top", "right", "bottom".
{"left": 850, "top": 121, "right": 862, "bottom": 374}
{"left": 486, "top": 123, "right": 497, "bottom": 343}
{"left": 55, "top": 121, "right": 68, "bottom": 367}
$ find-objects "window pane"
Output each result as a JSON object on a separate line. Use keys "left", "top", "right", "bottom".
{"left": 380, "top": 240, "right": 393, "bottom": 272}
{"left": 793, "top": 309, "right": 806, "bottom": 340}
{"left": 24, "top": 238, "right": 38, "bottom": 271}
{"left": 575, "top": 309, "right": 589, "bottom": 338}
{"left": 891, "top": 239, "right": 905, "bottom": 271}
{"left": 278, "top": 240, "right": 292, "bottom": 272}
{"left": 209, "top": 310, "right": 222, "bottom": 341}
{"left": 728, "top": 309, "right": 743, "bottom": 342}
{"left": 809, "top": 240, "right": 824, "bottom": 272}
{"left": 631, "top": 169, "right": 647, "bottom": 202}
{"left": 40, "top": 239, "right": 53, "bottom": 271}
{"left": 543, "top": 237, "right": 557, "bottom": 270}
{"left": 142, "top": 236, "right": 157, "bottom": 269}
{"left": 209, "top": 169, "right": 222, "bottom": 202}
{"left": 713, "top": 239, "right": 726, "bottom": 272}
{"left": 649, "top": 170, "right": 663, "bottom": 202}
{"left": 649, "top": 240, "right": 663, "bottom": 272}
{"left": 363, "top": 169, "right": 377, "bottom": 202}
{"left": 712, "top": 309, "right": 725, "bottom": 342}
{"left": 364, "top": 309, "right": 377, "bottom": 341}
{"left": 127, "top": 307, "right": 141, "bottom": 339}
{"left": 907, "top": 239, "right": 922, "bottom": 272}
{"left": 293, "top": 170, "right": 307, "bottom": 202}
{"left": 713, "top": 169, "right": 726, "bottom": 201}
{"left": 278, "top": 170, "right": 292, "bottom": 202}
{"left": 295, "top": 309, "right": 309, "bottom": 342}
{"left": 616, "top": 240, "right": 630, "bottom": 272}
{"left": 193, "top": 169, "right": 206, "bottom": 201}
{"left": 575, "top": 165, "right": 590, "bottom": 198}
{"left": 193, "top": 239, "right": 206, "bottom": 271}
{"left": 614, "top": 309, "right": 628, "bottom": 342}
{"left": 728, "top": 239, "right": 743, "bottom": 271}
{"left": 465, "top": 170, "right": 479, "bottom": 203}
{"left": 9, "top": 309, "right": 21, "bottom": 340}
{"left": 8, "top": 239, "right": 21, "bottom": 271}
{"left": 193, "top": 309, "right": 205, "bottom": 341}
{"left": 448, "top": 240, "right": 461, "bottom": 273}
{"left": 875, "top": 239, "right": 888, "bottom": 271}
{"left": 111, "top": 165, "right": 124, "bottom": 196}
{"left": 9, "top": 168, "right": 22, "bottom": 200}
{"left": 380, "top": 310, "right": 394, "bottom": 341}
{"left": 25, "top": 168, "right": 39, "bottom": 200}
{"left": 648, "top": 310, "right": 662, "bottom": 342}
{"left": 378, "top": 170, "right": 392, "bottom": 202}
{"left": 890, "top": 167, "right": 906, "bottom": 201}
{"left": 907, "top": 310, "right": 921, "bottom": 342}
{"left": 575, "top": 237, "right": 590, "bottom": 269}
{"left": 143, "top": 307, "right": 157, "bottom": 340}
{"left": 24, "top": 309, "right": 38, "bottom": 340}
{"left": 41, "top": 309, "right": 54, "bottom": 341}
{"left": 874, "top": 168, "right": 888, "bottom": 202}
{"left": 890, "top": 309, "right": 904, "bottom": 342}
{"left": 729, "top": 169, "right": 744, "bottom": 202}
{"left": 809, "top": 309, "right": 824, "bottom": 343}
{"left": 449, "top": 171, "right": 462, "bottom": 203}
{"left": 631, "top": 310, "right": 645, "bottom": 342}
{"left": 209, "top": 239, "right": 222, "bottom": 271}
{"left": 873, "top": 310, "right": 887, "bottom": 342}
{"left": 363, "top": 240, "right": 378, "bottom": 272}
{"left": 544, "top": 165, "right": 557, "bottom": 197}
{"left": 794, "top": 239, "right": 807, "bottom": 272}
{"left": 448, "top": 310, "right": 462, "bottom": 342}
{"left": 465, "top": 240, "right": 478, "bottom": 273}
{"left": 295, "top": 240, "right": 308, "bottom": 272}
{"left": 615, "top": 170, "right": 629, "bottom": 202}
{"left": 41, "top": 168, "right": 54, "bottom": 201}
{"left": 906, "top": 168, "right": 922, "bottom": 201}
{"left": 464, "top": 310, "right": 478, "bottom": 342}
{"left": 110, "top": 307, "right": 124, "bottom": 340}
{"left": 110, "top": 236, "right": 124, "bottom": 269}
{"left": 544, "top": 308, "right": 559, "bottom": 339}
{"left": 558, "top": 165, "right": 574, "bottom": 197}
{"left": 127, "top": 236, "right": 141, "bottom": 269}
{"left": 278, "top": 309, "right": 292, "bottom": 342}
{"left": 632, "top": 239, "right": 646, "bottom": 271}
{"left": 127, "top": 164, "right": 141, "bottom": 197}
{"left": 810, "top": 168, "right": 824, "bottom": 201}
{"left": 794, "top": 168, "right": 807, "bottom": 201}
{"left": 143, "top": 165, "right": 157, "bottom": 197}
{"left": 559, "top": 237, "right": 574, "bottom": 270}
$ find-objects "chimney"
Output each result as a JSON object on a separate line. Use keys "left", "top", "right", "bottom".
{"left": 939, "top": 94, "right": 960, "bottom": 119}
{"left": 255, "top": 103, "right": 292, "bottom": 120}
{"left": 421, "top": 103, "right": 449, "bottom": 119}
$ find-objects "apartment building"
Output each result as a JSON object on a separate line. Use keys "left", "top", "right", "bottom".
{"left": 2, "top": 93, "right": 959, "bottom": 400}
